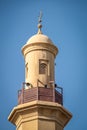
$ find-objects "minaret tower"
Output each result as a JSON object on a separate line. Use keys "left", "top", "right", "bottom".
{"left": 8, "top": 13, "right": 72, "bottom": 130}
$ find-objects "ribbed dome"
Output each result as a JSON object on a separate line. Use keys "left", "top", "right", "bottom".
{"left": 26, "top": 33, "right": 53, "bottom": 45}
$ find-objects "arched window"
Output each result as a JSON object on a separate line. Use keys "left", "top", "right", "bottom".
{"left": 39, "top": 63, "right": 47, "bottom": 74}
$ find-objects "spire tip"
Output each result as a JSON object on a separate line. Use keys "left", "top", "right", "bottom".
{"left": 37, "top": 11, "right": 43, "bottom": 34}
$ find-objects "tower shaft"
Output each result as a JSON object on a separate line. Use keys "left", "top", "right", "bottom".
{"left": 8, "top": 101, "right": 72, "bottom": 130}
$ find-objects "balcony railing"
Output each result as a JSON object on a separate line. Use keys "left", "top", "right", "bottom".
{"left": 18, "top": 87, "right": 63, "bottom": 105}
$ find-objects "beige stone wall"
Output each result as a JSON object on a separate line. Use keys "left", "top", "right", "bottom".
{"left": 55, "top": 122, "right": 63, "bottom": 130}
{"left": 25, "top": 49, "right": 55, "bottom": 87}
{"left": 8, "top": 101, "right": 72, "bottom": 130}
{"left": 17, "top": 124, "right": 22, "bottom": 130}
{"left": 21, "top": 120, "right": 38, "bottom": 130}
{"left": 17, "top": 119, "right": 62, "bottom": 130}
{"left": 38, "top": 120, "right": 55, "bottom": 130}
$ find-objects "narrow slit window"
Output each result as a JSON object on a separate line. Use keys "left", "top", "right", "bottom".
{"left": 26, "top": 63, "right": 28, "bottom": 78}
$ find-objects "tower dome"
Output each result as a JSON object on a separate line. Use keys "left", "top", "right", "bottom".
{"left": 26, "top": 33, "right": 53, "bottom": 45}
{"left": 22, "top": 30, "right": 58, "bottom": 57}
{"left": 22, "top": 32, "right": 58, "bottom": 57}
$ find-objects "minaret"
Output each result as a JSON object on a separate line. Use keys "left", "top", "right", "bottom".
{"left": 8, "top": 13, "right": 72, "bottom": 130}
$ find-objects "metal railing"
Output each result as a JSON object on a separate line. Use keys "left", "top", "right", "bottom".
{"left": 18, "top": 84, "right": 63, "bottom": 105}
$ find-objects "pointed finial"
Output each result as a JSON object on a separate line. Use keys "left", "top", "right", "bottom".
{"left": 37, "top": 11, "right": 43, "bottom": 34}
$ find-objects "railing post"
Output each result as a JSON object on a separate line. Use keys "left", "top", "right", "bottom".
{"left": 37, "top": 87, "right": 38, "bottom": 100}
{"left": 21, "top": 87, "right": 24, "bottom": 104}
{"left": 61, "top": 88, "right": 63, "bottom": 105}
{"left": 53, "top": 88, "right": 55, "bottom": 102}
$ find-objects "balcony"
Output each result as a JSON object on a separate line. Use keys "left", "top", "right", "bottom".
{"left": 18, "top": 87, "right": 63, "bottom": 105}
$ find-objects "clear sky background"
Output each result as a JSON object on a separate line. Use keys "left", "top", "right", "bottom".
{"left": 0, "top": 0, "right": 87, "bottom": 130}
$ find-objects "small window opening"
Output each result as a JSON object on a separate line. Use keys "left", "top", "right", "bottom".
{"left": 39, "top": 63, "right": 47, "bottom": 74}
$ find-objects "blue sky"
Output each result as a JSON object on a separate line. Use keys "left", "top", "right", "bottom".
{"left": 0, "top": 0, "right": 87, "bottom": 130}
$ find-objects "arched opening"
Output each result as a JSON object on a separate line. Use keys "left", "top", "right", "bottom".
{"left": 39, "top": 63, "right": 47, "bottom": 74}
